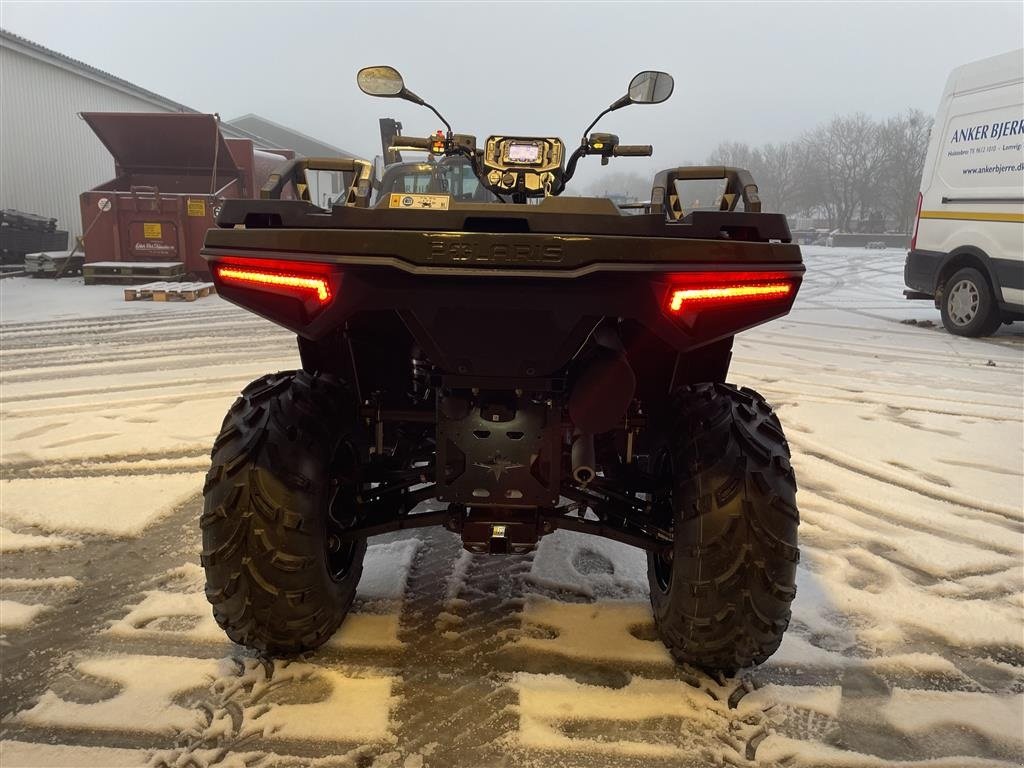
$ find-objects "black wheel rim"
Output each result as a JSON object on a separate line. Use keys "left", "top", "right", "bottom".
{"left": 326, "top": 535, "right": 358, "bottom": 582}
{"left": 652, "top": 448, "right": 675, "bottom": 593}
{"left": 325, "top": 437, "right": 361, "bottom": 583}
{"left": 653, "top": 546, "right": 673, "bottom": 593}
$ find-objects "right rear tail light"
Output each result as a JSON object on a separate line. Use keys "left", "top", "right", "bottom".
{"left": 663, "top": 272, "right": 798, "bottom": 316}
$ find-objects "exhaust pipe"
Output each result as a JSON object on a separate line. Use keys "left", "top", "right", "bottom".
{"left": 571, "top": 429, "right": 596, "bottom": 485}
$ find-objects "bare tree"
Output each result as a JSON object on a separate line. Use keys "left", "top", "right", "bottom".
{"left": 641, "top": 113, "right": 932, "bottom": 229}
{"left": 758, "top": 142, "right": 803, "bottom": 213}
{"left": 705, "top": 141, "right": 806, "bottom": 215}
{"left": 801, "top": 114, "right": 888, "bottom": 231}
{"left": 878, "top": 109, "right": 933, "bottom": 232}
{"left": 707, "top": 141, "right": 766, "bottom": 176}
{"left": 583, "top": 171, "right": 651, "bottom": 201}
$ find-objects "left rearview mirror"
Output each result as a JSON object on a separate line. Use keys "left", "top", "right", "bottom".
{"left": 627, "top": 71, "right": 674, "bottom": 105}
{"left": 357, "top": 66, "right": 405, "bottom": 98}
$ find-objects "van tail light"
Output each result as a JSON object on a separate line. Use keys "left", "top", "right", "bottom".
{"left": 910, "top": 192, "right": 923, "bottom": 251}
{"left": 664, "top": 273, "right": 797, "bottom": 315}
{"left": 215, "top": 265, "right": 333, "bottom": 304}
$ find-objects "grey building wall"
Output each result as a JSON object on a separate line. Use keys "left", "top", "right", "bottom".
{"left": 0, "top": 40, "right": 193, "bottom": 240}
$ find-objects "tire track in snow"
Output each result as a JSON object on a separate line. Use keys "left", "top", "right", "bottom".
{"left": 790, "top": 434, "right": 1022, "bottom": 525}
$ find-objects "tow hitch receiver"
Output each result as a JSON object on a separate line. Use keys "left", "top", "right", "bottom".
{"left": 446, "top": 507, "right": 543, "bottom": 554}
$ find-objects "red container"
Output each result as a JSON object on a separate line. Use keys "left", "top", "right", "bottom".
{"left": 79, "top": 113, "right": 290, "bottom": 275}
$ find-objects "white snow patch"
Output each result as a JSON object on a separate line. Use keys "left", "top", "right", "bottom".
{"left": 15, "top": 655, "right": 224, "bottom": 733}
{"left": 106, "top": 590, "right": 225, "bottom": 643}
{"left": 880, "top": 689, "right": 1024, "bottom": 746}
{"left": 247, "top": 663, "right": 396, "bottom": 743}
{"left": 0, "top": 600, "right": 49, "bottom": 630}
{"left": 755, "top": 734, "right": 1014, "bottom": 767}
{"left": 516, "top": 597, "right": 671, "bottom": 665}
{"left": 0, "top": 740, "right": 147, "bottom": 767}
{"left": 769, "top": 630, "right": 851, "bottom": 668}
{"left": 159, "top": 562, "right": 206, "bottom": 591}
{"left": 514, "top": 672, "right": 726, "bottom": 757}
{"left": 2, "top": 473, "right": 203, "bottom": 536}
{"left": 799, "top": 546, "right": 1024, "bottom": 648}
{"left": 326, "top": 613, "right": 403, "bottom": 650}
{"left": 737, "top": 684, "right": 843, "bottom": 718}
{"left": 866, "top": 653, "right": 965, "bottom": 674}
{"left": 0, "top": 576, "right": 80, "bottom": 590}
{"left": 798, "top": 490, "right": 1017, "bottom": 578}
{"left": 929, "top": 566, "right": 1024, "bottom": 600}
{"left": 2, "top": 388, "right": 255, "bottom": 466}
{"left": 0, "top": 276, "right": 230, "bottom": 323}
{"left": 527, "top": 529, "right": 648, "bottom": 598}
{"left": 0, "top": 526, "right": 77, "bottom": 552}
{"left": 357, "top": 538, "right": 422, "bottom": 601}
{"left": 444, "top": 549, "right": 474, "bottom": 601}
{"left": 146, "top": 748, "right": 266, "bottom": 768}
{"left": 769, "top": 632, "right": 964, "bottom": 676}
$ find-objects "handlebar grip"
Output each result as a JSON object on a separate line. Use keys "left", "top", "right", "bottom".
{"left": 613, "top": 145, "right": 653, "bottom": 157}
{"left": 392, "top": 136, "right": 434, "bottom": 150}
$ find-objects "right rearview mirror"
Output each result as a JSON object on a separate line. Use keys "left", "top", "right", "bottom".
{"left": 627, "top": 71, "right": 674, "bottom": 104}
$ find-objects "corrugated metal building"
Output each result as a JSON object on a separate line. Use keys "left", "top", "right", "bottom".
{"left": 228, "top": 114, "right": 358, "bottom": 159}
{"left": 0, "top": 29, "right": 280, "bottom": 239}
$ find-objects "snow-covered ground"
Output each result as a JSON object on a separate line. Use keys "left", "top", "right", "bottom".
{"left": 1, "top": 247, "right": 1021, "bottom": 767}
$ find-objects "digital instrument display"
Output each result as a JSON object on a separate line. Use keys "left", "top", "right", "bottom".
{"left": 507, "top": 142, "right": 541, "bottom": 163}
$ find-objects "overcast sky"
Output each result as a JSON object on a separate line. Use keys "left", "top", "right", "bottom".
{"left": 3, "top": 2, "right": 1022, "bottom": 188}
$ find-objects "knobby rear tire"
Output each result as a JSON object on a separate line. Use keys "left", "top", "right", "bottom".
{"left": 201, "top": 370, "right": 366, "bottom": 656}
{"left": 647, "top": 383, "right": 799, "bottom": 673}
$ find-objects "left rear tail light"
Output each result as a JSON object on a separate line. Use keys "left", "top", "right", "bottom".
{"left": 210, "top": 258, "right": 341, "bottom": 330}
{"left": 216, "top": 265, "right": 333, "bottom": 304}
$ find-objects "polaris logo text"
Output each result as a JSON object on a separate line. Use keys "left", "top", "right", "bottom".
{"left": 429, "top": 241, "right": 564, "bottom": 264}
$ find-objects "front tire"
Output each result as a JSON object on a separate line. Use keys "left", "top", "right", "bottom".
{"left": 647, "top": 383, "right": 799, "bottom": 672}
{"left": 201, "top": 370, "right": 366, "bottom": 655}
{"left": 940, "top": 267, "right": 1001, "bottom": 337}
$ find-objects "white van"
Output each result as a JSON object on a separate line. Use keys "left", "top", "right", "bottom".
{"left": 904, "top": 49, "right": 1024, "bottom": 336}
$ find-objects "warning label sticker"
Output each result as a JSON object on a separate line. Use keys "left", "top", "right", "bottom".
{"left": 143, "top": 223, "right": 162, "bottom": 239}
{"left": 187, "top": 199, "right": 206, "bottom": 217}
{"left": 389, "top": 193, "right": 450, "bottom": 210}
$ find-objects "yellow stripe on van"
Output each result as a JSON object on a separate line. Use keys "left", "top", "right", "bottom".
{"left": 920, "top": 210, "right": 1024, "bottom": 223}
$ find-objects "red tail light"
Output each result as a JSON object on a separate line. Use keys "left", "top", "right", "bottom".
{"left": 910, "top": 192, "right": 923, "bottom": 251}
{"left": 664, "top": 274, "right": 796, "bottom": 315}
{"left": 210, "top": 258, "right": 341, "bottom": 331}
{"left": 216, "top": 265, "right": 333, "bottom": 304}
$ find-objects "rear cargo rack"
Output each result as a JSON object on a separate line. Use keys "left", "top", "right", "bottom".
{"left": 650, "top": 166, "right": 763, "bottom": 217}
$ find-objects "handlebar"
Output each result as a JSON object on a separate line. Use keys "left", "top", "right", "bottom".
{"left": 389, "top": 133, "right": 652, "bottom": 199}
{"left": 391, "top": 136, "right": 434, "bottom": 151}
{"left": 612, "top": 145, "right": 652, "bottom": 157}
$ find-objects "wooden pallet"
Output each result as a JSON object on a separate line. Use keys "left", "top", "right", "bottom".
{"left": 85, "top": 261, "right": 184, "bottom": 285}
{"left": 124, "top": 281, "right": 216, "bottom": 302}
